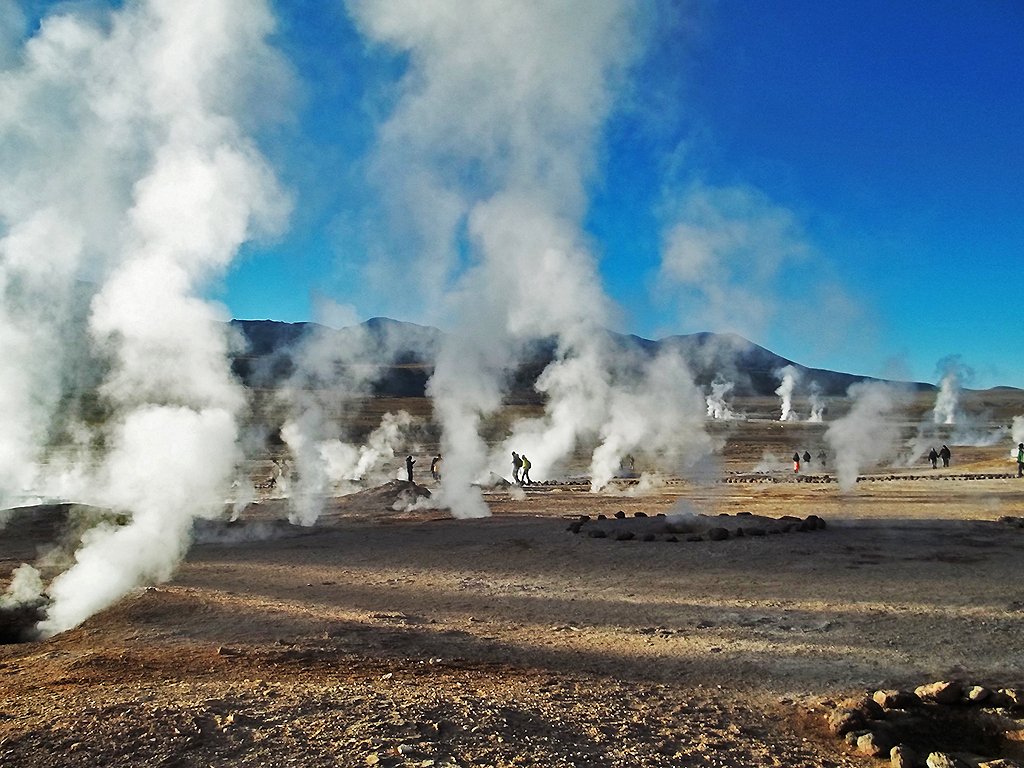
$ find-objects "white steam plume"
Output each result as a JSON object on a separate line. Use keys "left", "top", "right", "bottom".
{"left": 824, "top": 381, "right": 909, "bottom": 491}
{"left": 932, "top": 356, "right": 973, "bottom": 426}
{"left": 1011, "top": 416, "right": 1024, "bottom": 460}
{"left": 347, "top": 1, "right": 711, "bottom": 516}
{"left": 320, "top": 410, "right": 415, "bottom": 486}
{"left": 589, "top": 350, "right": 712, "bottom": 491}
{"left": 1, "top": 563, "right": 44, "bottom": 609}
{"left": 807, "top": 381, "right": 825, "bottom": 422}
{"left": 276, "top": 317, "right": 431, "bottom": 525}
{"left": 0, "top": 0, "right": 290, "bottom": 634}
{"left": 774, "top": 365, "right": 801, "bottom": 422}
{"left": 706, "top": 378, "right": 735, "bottom": 420}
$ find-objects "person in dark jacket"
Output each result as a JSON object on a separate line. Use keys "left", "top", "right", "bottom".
{"left": 511, "top": 451, "right": 522, "bottom": 484}
{"left": 802, "top": 450, "right": 811, "bottom": 466}
{"left": 939, "top": 445, "right": 951, "bottom": 468}
{"left": 405, "top": 455, "right": 415, "bottom": 483}
{"left": 1017, "top": 443, "right": 1024, "bottom": 478}
{"left": 928, "top": 448, "right": 939, "bottom": 469}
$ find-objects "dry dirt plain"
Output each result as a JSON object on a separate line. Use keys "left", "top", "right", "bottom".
{"left": 2, "top": 399, "right": 1024, "bottom": 767}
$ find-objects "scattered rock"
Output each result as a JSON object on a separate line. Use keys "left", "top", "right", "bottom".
{"left": 997, "top": 688, "right": 1023, "bottom": 708}
{"left": 707, "top": 527, "right": 729, "bottom": 541}
{"left": 926, "top": 752, "right": 966, "bottom": 768}
{"left": 916, "top": 681, "right": 963, "bottom": 705}
{"left": 965, "top": 686, "right": 992, "bottom": 704}
{"left": 891, "top": 744, "right": 919, "bottom": 768}
{"left": 849, "top": 695, "right": 885, "bottom": 721}
{"left": 857, "top": 730, "right": 894, "bottom": 757}
{"left": 828, "top": 708, "right": 865, "bottom": 737}
{"left": 614, "top": 511, "right": 626, "bottom": 519}
{"left": 874, "top": 689, "right": 922, "bottom": 710}
{"left": 614, "top": 531, "right": 635, "bottom": 541}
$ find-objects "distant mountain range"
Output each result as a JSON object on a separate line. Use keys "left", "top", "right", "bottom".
{"left": 229, "top": 317, "right": 936, "bottom": 399}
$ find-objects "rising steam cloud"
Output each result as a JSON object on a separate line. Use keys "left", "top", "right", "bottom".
{"left": 932, "top": 355, "right": 972, "bottom": 425}
{"left": 348, "top": 0, "right": 713, "bottom": 515}
{"left": 0, "top": 0, "right": 290, "bottom": 635}
{"left": 706, "top": 378, "right": 735, "bottom": 420}
{"left": 775, "top": 365, "right": 801, "bottom": 422}
{"left": 825, "top": 381, "right": 910, "bottom": 490}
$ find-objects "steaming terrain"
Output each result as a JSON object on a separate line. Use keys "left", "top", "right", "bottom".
{"left": 3, "top": 390, "right": 1024, "bottom": 767}
{"left": 1, "top": 4, "right": 1020, "bottom": 766}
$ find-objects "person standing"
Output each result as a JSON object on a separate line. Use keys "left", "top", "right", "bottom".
{"left": 405, "top": 455, "right": 416, "bottom": 484}
{"left": 928, "top": 448, "right": 939, "bottom": 469}
{"left": 792, "top": 452, "right": 801, "bottom": 473}
{"left": 511, "top": 451, "right": 522, "bottom": 484}
{"left": 430, "top": 454, "right": 442, "bottom": 481}
{"left": 802, "top": 450, "right": 811, "bottom": 466}
{"left": 1017, "top": 443, "right": 1024, "bottom": 478}
{"left": 939, "top": 445, "right": 951, "bottom": 468}
{"left": 521, "top": 454, "right": 533, "bottom": 484}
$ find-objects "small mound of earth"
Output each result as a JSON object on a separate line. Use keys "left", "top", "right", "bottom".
{"left": 340, "top": 479, "right": 431, "bottom": 509}
{"left": 227, "top": 481, "right": 435, "bottom": 527}
{"left": 477, "top": 472, "right": 512, "bottom": 489}
{"left": 567, "top": 511, "right": 825, "bottom": 542}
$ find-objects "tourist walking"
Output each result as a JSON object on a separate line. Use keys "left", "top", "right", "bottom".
{"left": 511, "top": 451, "right": 522, "bottom": 484}
{"left": 939, "top": 445, "right": 951, "bottom": 468}
{"left": 521, "top": 454, "right": 533, "bottom": 484}
{"left": 928, "top": 448, "right": 938, "bottom": 469}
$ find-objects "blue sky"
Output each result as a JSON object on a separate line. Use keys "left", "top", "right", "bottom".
{"left": 12, "top": 0, "right": 1024, "bottom": 388}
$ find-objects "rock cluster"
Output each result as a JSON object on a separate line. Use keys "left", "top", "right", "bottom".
{"left": 723, "top": 473, "right": 1016, "bottom": 484}
{"left": 999, "top": 516, "right": 1024, "bottom": 529}
{"left": 820, "top": 681, "right": 1024, "bottom": 768}
{"left": 566, "top": 511, "right": 826, "bottom": 543}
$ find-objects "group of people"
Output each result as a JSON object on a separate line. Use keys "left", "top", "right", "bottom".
{"left": 405, "top": 453, "right": 444, "bottom": 484}
{"left": 406, "top": 452, "right": 536, "bottom": 485}
{"left": 378, "top": 439, "right": 1021, "bottom": 488}
{"left": 927, "top": 445, "right": 952, "bottom": 469}
{"left": 510, "top": 451, "right": 533, "bottom": 484}
{"left": 792, "top": 449, "right": 827, "bottom": 473}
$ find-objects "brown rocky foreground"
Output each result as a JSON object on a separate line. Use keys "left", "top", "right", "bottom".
{"left": 2, "top": 464, "right": 1024, "bottom": 767}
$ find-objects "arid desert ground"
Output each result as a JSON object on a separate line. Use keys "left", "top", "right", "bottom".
{"left": 2, "top": 393, "right": 1024, "bottom": 767}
